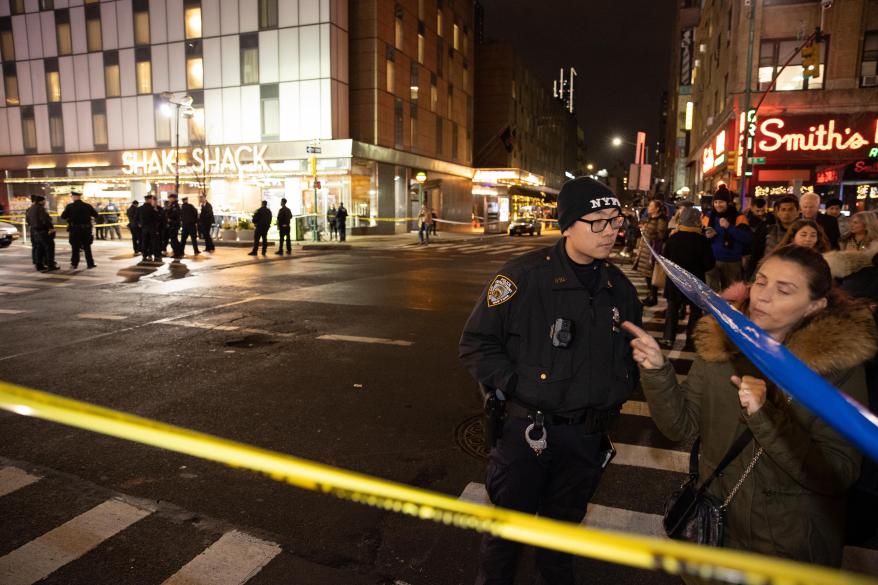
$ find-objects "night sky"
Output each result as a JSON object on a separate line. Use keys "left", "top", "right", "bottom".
{"left": 478, "top": 0, "right": 676, "bottom": 174}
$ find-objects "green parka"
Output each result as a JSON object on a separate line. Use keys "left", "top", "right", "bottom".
{"left": 640, "top": 303, "right": 876, "bottom": 567}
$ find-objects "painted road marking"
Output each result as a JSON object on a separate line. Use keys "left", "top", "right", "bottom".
{"left": 77, "top": 313, "right": 128, "bottom": 321}
{"left": 0, "top": 309, "right": 29, "bottom": 315}
{"left": 458, "top": 482, "right": 664, "bottom": 537}
{"left": 317, "top": 334, "right": 413, "bottom": 347}
{"left": 0, "top": 285, "right": 39, "bottom": 294}
{"left": 614, "top": 443, "right": 689, "bottom": 473}
{"left": 0, "top": 467, "right": 41, "bottom": 497}
{"left": 160, "top": 530, "right": 281, "bottom": 585}
{"left": 0, "top": 499, "right": 153, "bottom": 585}
{"left": 162, "top": 321, "right": 295, "bottom": 338}
{"left": 457, "top": 244, "right": 499, "bottom": 254}
{"left": 485, "top": 245, "right": 526, "bottom": 255}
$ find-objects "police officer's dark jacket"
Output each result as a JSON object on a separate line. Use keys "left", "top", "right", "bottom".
{"left": 26, "top": 204, "right": 53, "bottom": 232}
{"left": 460, "top": 238, "right": 642, "bottom": 416}
{"left": 277, "top": 206, "right": 292, "bottom": 227}
{"left": 60, "top": 200, "right": 98, "bottom": 226}
{"left": 137, "top": 204, "right": 159, "bottom": 229}
{"left": 166, "top": 202, "right": 182, "bottom": 228}
{"left": 180, "top": 202, "right": 199, "bottom": 225}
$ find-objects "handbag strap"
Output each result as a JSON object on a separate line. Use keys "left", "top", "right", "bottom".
{"left": 696, "top": 428, "right": 754, "bottom": 492}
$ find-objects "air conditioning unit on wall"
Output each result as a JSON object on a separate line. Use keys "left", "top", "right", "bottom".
{"left": 862, "top": 75, "right": 878, "bottom": 87}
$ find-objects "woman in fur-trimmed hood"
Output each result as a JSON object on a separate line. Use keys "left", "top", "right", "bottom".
{"left": 623, "top": 245, "right": 876, "bottom": 573}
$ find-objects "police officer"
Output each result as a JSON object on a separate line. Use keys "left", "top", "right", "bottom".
{"left": 165, "top": 193, "right": 183, "bottom": 258}
{"left": 459, "top": 177, "right": 642, "bottom": 585}
{"left": 137, "top": 194, "right": 160, "bottom": 262}
{"left": 26, "top": 195, "right": 59, "bottom": 271}
{"left": 198, "top": 194, "right": 215, "bottom": 252}
{"left": 276, "top": 198, "right": 293, "bottom": 254}
{"left": 60, "top": 189, "right": 98, "bottom": 269}
{"left": 180, "top": 196, "right": 200, "bottom": 255}
{"left": 126, "top": 200, "right": 141, "bottom": 255}
{"left": 249, "top": 201, "right": 272, "bottom": 256}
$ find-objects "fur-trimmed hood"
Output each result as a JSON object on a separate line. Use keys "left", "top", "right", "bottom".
{"left": 694, "top": 303, "right": 877, "bottom": 375}
{"left": 824, "top": 242, "right": 878, "bottom": 280}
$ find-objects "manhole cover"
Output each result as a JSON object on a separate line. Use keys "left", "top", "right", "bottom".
{"left": 455, "top": 414, "right": 489, "bottom": 461}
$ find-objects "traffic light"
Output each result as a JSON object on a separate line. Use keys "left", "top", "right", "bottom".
{"left": 801, "top": 42, "right": 820, "bottom": 78}
{"left": 725, "top": 149, "right": 737, "bottom": 173}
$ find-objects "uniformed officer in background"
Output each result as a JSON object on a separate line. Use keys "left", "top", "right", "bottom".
{"left": 26, "top": 195, "right": 59, "bottom": 271}
{"left": 137, "top": 194, "right": 161, "bottom": 262}
{"left": 60, "top": 189, "right": 98, "bottom": 269}
{"left": 459, "top": 176, "right": 642, "bottom": 585}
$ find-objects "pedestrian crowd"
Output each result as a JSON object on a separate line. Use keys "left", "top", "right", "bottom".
{"left": 460, "top": 176, "right": 878, "bottom": 585}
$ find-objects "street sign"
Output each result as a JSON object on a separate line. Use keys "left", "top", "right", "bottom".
{"left": 748, "top": 156, "right": 766, "bottom": 165}
{"left": 306, "top": 145, "right": 322, "bottom": 154}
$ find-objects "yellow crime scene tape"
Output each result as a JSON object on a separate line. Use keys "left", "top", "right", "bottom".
{"left": 0, "top": 380, "right": 874, "bottom": 585}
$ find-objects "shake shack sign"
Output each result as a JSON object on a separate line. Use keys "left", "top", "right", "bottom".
{"left": 122, "top": 145, "right": 271, "bottom": 176}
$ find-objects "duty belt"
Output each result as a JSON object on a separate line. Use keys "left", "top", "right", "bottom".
{"left": 505, "top": 401, "right": 620, "bottom": 433}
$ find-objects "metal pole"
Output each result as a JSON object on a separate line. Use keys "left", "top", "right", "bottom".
{"left": 739, "top": 0, "right": 756, "bottom": 206}
{"left": 174, "top": 104, "right": 180, "bottom": 195}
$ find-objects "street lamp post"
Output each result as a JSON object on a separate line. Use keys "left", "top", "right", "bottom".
{"left": 160, "top": 92, "right": 195, "bottom": 195}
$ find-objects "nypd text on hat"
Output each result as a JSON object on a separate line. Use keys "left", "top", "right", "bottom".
{"left": 590, "top": 197, "right": 620, "bottom": 209}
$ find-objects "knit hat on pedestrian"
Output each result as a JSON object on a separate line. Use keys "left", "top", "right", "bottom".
{"left": 679, "top": 207, "right": 701, "bottom": 229}
{"left": 557, "top": 177, "right": 621, "bottom": 232}
{"left": 713, "top": 186, "right": 731, "bottom": 202}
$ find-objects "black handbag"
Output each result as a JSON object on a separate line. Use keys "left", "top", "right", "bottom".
{"left": 663, "top": 429, "right": 760, "bottom": 546}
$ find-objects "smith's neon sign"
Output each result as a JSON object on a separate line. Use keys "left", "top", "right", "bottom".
{"left": 758, "top": 118, "right": 877, "bottom": 153}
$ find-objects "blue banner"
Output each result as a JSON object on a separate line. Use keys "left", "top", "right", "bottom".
{"left": 651, "top": 252, "right": 878, "bottom": 463}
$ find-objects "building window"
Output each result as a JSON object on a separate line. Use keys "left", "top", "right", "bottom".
{"left": 410, "top": 61, "right": 419, "bottom": 104}
{"left": 463, "top": 61, "right": 468, "bottom": 92}
{"left": 186, "top": 40, "right": 203, "bottom": 89}
{"left": 437, "top": 39, "right": 444, "bottom": 77}
{"left": 134, "top": 0, "right": 150, "bottom": 46}
{"left": 135, "top": 47, "right": 152, "bottom": 94}
{"left": 259, "top": 0, "right": 277, "bottom": 29}
{"left": 240, "top": 33, "right": 259, "bottom": 85}
{"left": 22, "top": 106, "right": 37, "bottom": 153}
{"left": 56, "top": 10, "right": 72, "bottom": 56}
{"left": 92, "top": 100, "right": 108, "bottom": 149}
{"left": 49, "top": 103, "right": 64, "bottom": 152}
{"left": 862, "top": 31, "right": 878, "bottom": 87}
{"left": 40, "top": 0, "right": 54, "bottom": 10}
{"left": 758, "top": 38, "right": 826, "bottom": 91}
{"left": 462, "top": 27, "right": 468, "bottom": 56}
{"left": 154, "top": 95, "right": 171, "bottom": 145}
{"left": 394, "top": 98, "right": 403, "bottom": 148}
{"left": 260, "top": 83, "right": 279, "bottom": 140}
{"left": 184, "top": 0, "right": 202, "bottom": 39}
{"left": 435, "top": 115, "right": 442, "bottom": 156}
{"left": 386, "top": 47, "right": 395, "bottom": 94}
{"left": 394, "top": 5, "right": 403, "bottom": 50}
{"left": 447, "top": 83, "right": 453, "bottom": 119}
{"left": 10, "top": 0, "right": 24, "bottom": 15}
{"left": 4, "top": 63, "right": 19, "bottom": 106}
{"left": 417, "top": 34, "right": 424, "bottom": 64}
{"left": 418, "top": 0, "right": 424, "bottom": 20}
{"left": 104, "top": 50, "right": 121, "bottom": 97}
{"left": 45, "top": 58, "right": 61, "bottom": 102}
{"left": 430, "top": 73, "right": 437, "bottom": 112}
{"left": 436, "top": 8, "right": 443, "bottom": 37}
{"left": 410, "top": 89, "right": 417, "bottom": 149}
{"left": 451, "top": 123, "right": 458, "bottom": 160}
{"left": 86, "top": 4, "right": 102, "bottom": 52}
{"left": 188, "top": 90, "right": 205, "bottom": 142}
{"left": 0, "top": 18, "right": 13, "bottom": 62}
{"left": 453, "top": 23, "right": 459, "bottom": 51}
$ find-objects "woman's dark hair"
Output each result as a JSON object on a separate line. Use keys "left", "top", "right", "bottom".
{"left": 777, "top": 219, "right": 831, "bottom": 253}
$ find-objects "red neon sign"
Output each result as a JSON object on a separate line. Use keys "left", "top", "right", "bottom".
{"left": 758, "top": 118, "right": 877, "bottom": 154}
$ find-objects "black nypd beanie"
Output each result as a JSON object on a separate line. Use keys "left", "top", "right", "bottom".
{"left": 557, "top": 177, "right": 621, "bottom": 232}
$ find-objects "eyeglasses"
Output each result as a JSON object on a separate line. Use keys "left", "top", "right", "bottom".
{"left": 576, "top": 215, "right": 626, "bottom": 233}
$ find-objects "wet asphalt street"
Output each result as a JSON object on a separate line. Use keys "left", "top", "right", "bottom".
{"left": 1, "top": 234, "right": 692, "bottom": 584}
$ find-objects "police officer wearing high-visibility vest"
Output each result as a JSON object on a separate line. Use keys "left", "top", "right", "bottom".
{"left": 60, "top": 188, "right": 99, "bottom": 269}
{"left": 460, "top": 176, "right": 642, "bottom": 585}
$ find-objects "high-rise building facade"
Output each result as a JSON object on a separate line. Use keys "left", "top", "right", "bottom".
{"left": 681, "top": 0, "right": 878, "bottom": 207}
{"left": 0, "top": 0, "right": 479, "bottom": 233}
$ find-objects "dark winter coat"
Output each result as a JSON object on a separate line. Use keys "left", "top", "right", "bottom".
{"left": 126, "top": 204, "right": 139, "bottom": 227}
{"left": 137, "top": 204, "right": 159, "bottom": 230}
{"left": 277, "top": 206, "right": 292, "bottom": 228}
{"left": 180, "top": 202, "right": 199, "bottom": 225}
{"left": 640, "top": 304, "right": 876, "bottom": 567}
{"left": 26, "top": 204, "right": 54, "bottom": 232}
{"left": 702, "top": 205, "right": 751, "bottom": 263}
{"left": 662, "top": 227, "right": 715, "bottom": 302}
{"left": 165, "top": 202, "right": 182, "bottom": 229}
{"left": 253, "top": 206, "right": 272, "bottom": 230}
{"left": 199, "top": 202, "right": 215, "bottom": 228}
{"left": 335, "top": 205, "right": 348, "bottom": 224}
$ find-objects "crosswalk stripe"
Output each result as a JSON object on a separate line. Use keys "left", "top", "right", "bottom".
{"left": 0, "top": 499, "right": 153, "bottom": 585}
{"left": 458, "top": 244, "right": 499, "bottom": 254}
{"left": 0, "top": 309, "right": 29, "bottom": 315}
{"left": 0, "top": 285, "right": 39, "bottom": 294}
{"left": 614, "top": 443, "right": 689, "bottom": 473}
{"left": 77, "top": 313, "right": 128, "bottom": 321}
{"left": 458, "top": 482, "right": 664, "bottom": 537}
{"left": 485, "top": 245, "right": 529, "bottom": 256}
{"left": 160, "top": 530, "right": 281, "bottom": 585}
{"left": 0, "top": 467, "right": 41, "bottom": 497}
{"left": 317, "top": 334, "right": 413, "bottom": 346}
{"left": 620, "top": 401, "right": 651, "bottom": 417}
